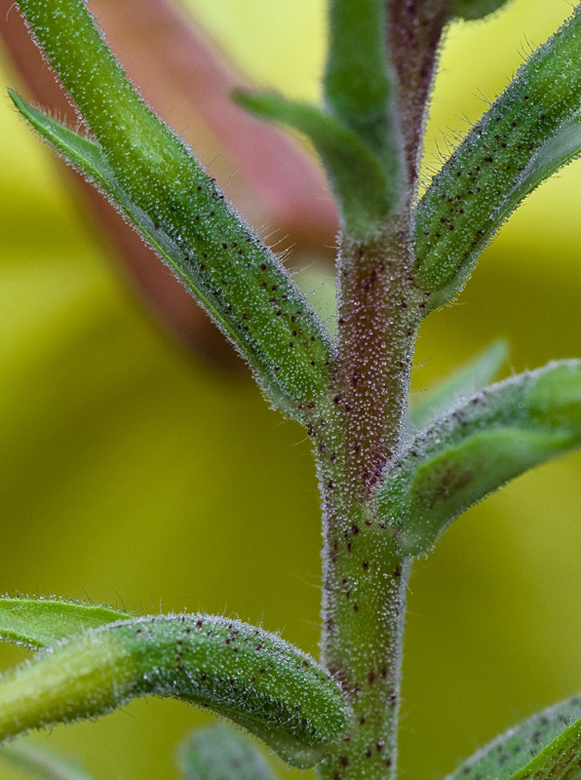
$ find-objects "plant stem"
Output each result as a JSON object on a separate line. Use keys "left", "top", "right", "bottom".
{"left": 318, "top": 489, "right": 410, "bottom": 780}
{"left": 387, "top": 0, "right": 449, "bottom": 184}
{"left": 315, "top": 213, "right": 422, "bottom": 780}
{"left": 313, "top": 18, "right": 450, "bottom": 772}
{"left": 334, "top": 215, "right": 421, "bottom": 489}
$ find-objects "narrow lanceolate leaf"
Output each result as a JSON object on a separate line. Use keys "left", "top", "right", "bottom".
{"left": 414, "top": 6, "right": 581, "bottom": 311}
{"left": 409, "top": 339, "right": 509, "bottom": 431}
{"left": 375, "top": 360, "right": 581, "bottom": 556}
{"left": 234, "top": 91, "right": 393, "bottom": 240}
{"left": 0, "top": 742, "right": 97, "bottom": 780}
{"left": 325, "top": 0, "right": 401, "bottom": 175}
{"left": 13, "top": 0, "right": 333, "bottom": 420}
{"left": 507, "top": 709, "right": 581, "bottom": 780}
{"left": 451, "top": 0, "right": 512, "bottom": 20}
{"left": 177, "top": 724, "right": 278, "bottom": 780}
{"left": 447, "top": 695, "right": 581, "bottom": 780}
{"left": 0, "top": 614, "right": 349, "bottom": 769}
{"left": 0, "top": 597, "right": 131, "bottom": 649}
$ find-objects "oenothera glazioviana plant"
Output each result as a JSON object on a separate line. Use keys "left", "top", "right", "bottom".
{"left": 1, "top": 1, "right": 581, "bottom": 780}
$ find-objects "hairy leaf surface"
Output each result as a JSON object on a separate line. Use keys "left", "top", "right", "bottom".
{"left": 414, "top": 7, "right": 581, "bottom": 309}
{"left": 448, "top": 695, "right": 581, "bottom": 780}
{"left": 12, "top": 0, "right": 333, "bottom": 418}
{"left": 0, "top": 614, "right": 349, "bottom": 768}
{"left": 507, "top": 707, "right": 581, "bottom": 780}
{"left": 376, "top": 360, "right": 581, "bottom": 555}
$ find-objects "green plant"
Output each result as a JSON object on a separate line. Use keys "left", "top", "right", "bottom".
{"left": 1, "top": 1, "right": 581, "bottom": 780}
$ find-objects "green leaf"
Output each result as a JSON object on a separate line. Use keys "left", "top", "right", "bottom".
{"left": 452, "top": 0, "right": 512, "bottom": 21}
{"left": 0, "top": 597, "right": 131, "bottom": 649}
{"left": 375, "top": 360, "right": 581, "bottom": 556}
{"left": 11, "top": 0, "right": 334, "bottom": 420}
{"left": 0, "top": 614, "right": 349, "bottom": 769}
{"left": 177, "top": 724, "right": 278, "bottom": 780}
{"left": 409, "top": 339, "right": 509, "bottom": 431}
{"left": 507, "top": 709, "right": 581, "bottom": 780}
{"left": 414, "top": 7, "right": 581, "bottom": 310}
{"left": 0, "top": 742, "right": 97, "bottom": 780}
{"left": 324, "top": 0, "right": 401, "bottom": 173}
{"left": 234, "top": 90, "right": 393, "bottom": 240}
{"left": 447, "top": 694, "right": 581, "bottom": 780}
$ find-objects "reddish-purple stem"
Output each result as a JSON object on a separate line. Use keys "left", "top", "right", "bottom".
{"left": 388, "top": 0, "right": 449, "bottom": 183}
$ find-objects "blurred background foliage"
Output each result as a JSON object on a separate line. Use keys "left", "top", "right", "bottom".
{"left": 1, "top": 0, "right": 581, "bottom": 778}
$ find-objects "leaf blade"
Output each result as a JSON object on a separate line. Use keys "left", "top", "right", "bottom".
{"left": 234, "top": 90, "right": 393, "bottom": 240}
{"left": 0, "top": 742, "right": 97, "bottom": 780}
{"left": 447, "top": 695, "right": 581, "bottom": 780}
{"left": 12, "top": 0, "right": 334, "bottom": 418}
{"left": 414, "top": 7, "right": 581, "bottom": 310}
{"left": 0, "top": 614, "right": 349, "bottom": 769}
{"left": 409, "top": 339, "right": 509, "bottom": 431}
{"left": 376, "top": 360, "right": 581, "bottom": 556}
{"left": 507, "top": 712, "right": 581, "bottom": 780}
{"left": 452, "top": 0, "right": 512, "bottom": 20}
{"left": 0, "top": 597, "right": 131, "bottom": 649}
{"left": 325, "top": 0, "right": 402, "bottom": 175}
{"left": 177, "top": 724, "right": 278, "bottom": 780}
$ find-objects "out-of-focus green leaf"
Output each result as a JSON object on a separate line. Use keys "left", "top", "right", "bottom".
{"left": 414, "top": 7, "right": 581, "bottom": 310}
{"left": 234, "top": 90, "right": 394, "bottom": 239}
{"left": 0, "top": 741, "right": 97, "bottom": 780}
{"left": 452, "top": 0, "right": 512, "bottom": 21}
{"left": 0, "top": 614, "right": 349, "bottom": 769}
{"left": 0, "top": 597, "right": 130, "bottom": 649}
{"left": 375, "top": 360, "right": 581, "bottom": 556}
{"left": 447, "top": 694, "right": 581, "bottom": 780}
{"left": 177, "top": 724, "right": 278, "bottom": 780}
{"left": 409, "top": 339, "right": 509, "bottom": 431}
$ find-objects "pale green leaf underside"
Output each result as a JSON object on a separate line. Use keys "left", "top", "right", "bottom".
{"left": 0, "top": 613, "right": 348, "bottom": 768}
{"left": 376, "top": 360, "right": 581, "bottom": 556}
{"left": 409, "top": 339, "right": 509, "bottom": 431}
{"left": 178, "top": 724, "right": 278, "bottom": 780}
{"left": 0, "top": 742, "right": 97, "bottom": 780}
{"left": 0, "top": 597, "right": 131, "bottom": 649}
{"left": 447, "top": 695, "right": 581, "bottom": 780}
{"left": 234, "top": 90, "right": 393, "bottom": 240}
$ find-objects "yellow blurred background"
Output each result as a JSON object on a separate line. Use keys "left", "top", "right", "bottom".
{"left": 1, "top": 0, "right": 581, "bottom": 778}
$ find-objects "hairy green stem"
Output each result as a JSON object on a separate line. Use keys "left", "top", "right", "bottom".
{"left": 314, "top": 212, "right": 421, "bottom": 780}
{"left": 317, "top": 470, "right": 410, "bottom": 780}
